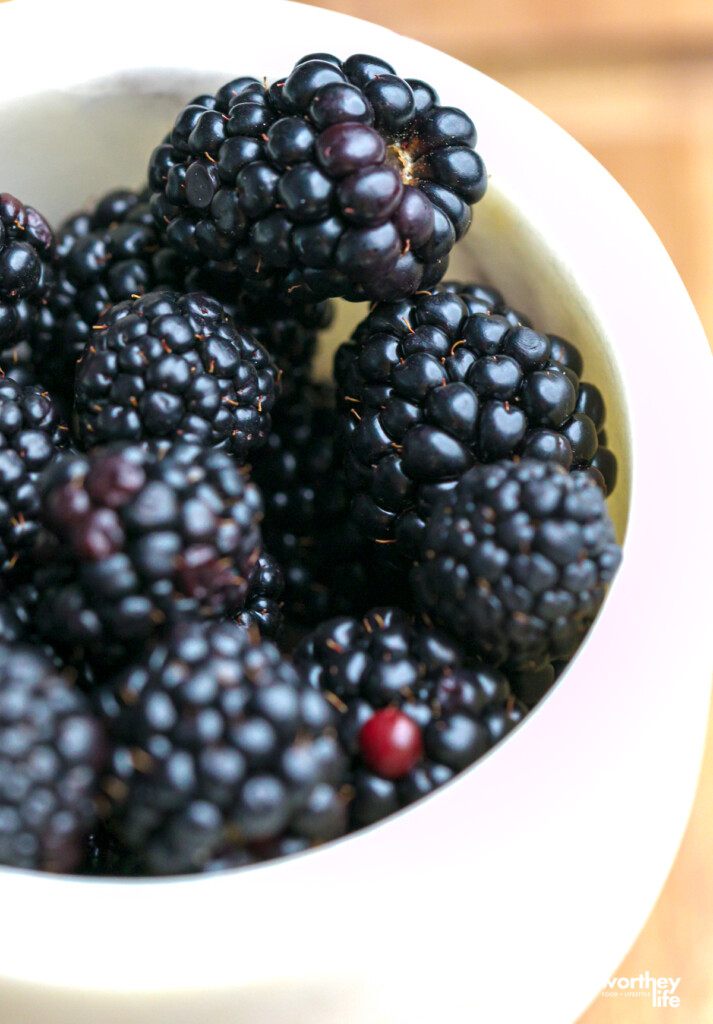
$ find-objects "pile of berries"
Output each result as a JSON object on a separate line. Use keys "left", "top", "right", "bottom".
{"left": 0, "top": 52, "right": 621, "bottom": 877}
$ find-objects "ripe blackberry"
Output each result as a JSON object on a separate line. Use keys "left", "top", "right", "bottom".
{"left": 36, "top": 189, "right": 185, "bottom": 398}
{"left": 148, "top": 54, "right": 486, "bottom": 302}
{"left": 335, "top": 284, "right": 617, "bottom": 554}
{"left": 0, "top": 593, "right": 28, "bottom": 644}
{"left": 81, "top": 822, "right": 144, "bottom": 877}
{"left": 74, "top": 290, "right": 279, "bottom": 459}
{"left": 0, "top": 193, "right": 55, "bottom": 383}
{"left": 202, "top": 833, "right": 314, "bottom": 871}
{"left": 439, "top": 279, "right": 532, "bottom": 326}
{"left": 294, "top": 607, "right": 525, "bottom": 828}
{"left": 0, "top": 574, "right": 40, "bottom": 641}
{"left": 33, "top": 442, "right": 263, "bottom": 668}
{"left": 411, "top": 459, "right": 622, "bottom": 671}
{"left": 96, "top": 619, "right": 347, "bottom": 875}
{"left": 0, "top": 576, "right": 83, "bottom": 678}
{"left": 234, "top": 549, "right": 285, "bottom": 639}
{"left": 184, "top": 261, "right": 333, "bottom": 396}
{"left": 508, "top": 661, "right": 558, "bottom": 708}
{"left": 0, "top": 643, "right": 105, "bottom": 871}
{"left": 0, "top": 378, "right": 69, "bottom": 574}
{"left": 251, "top": 383, "right": 410, "bottom": 625}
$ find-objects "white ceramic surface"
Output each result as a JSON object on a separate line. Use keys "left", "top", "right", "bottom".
{"left": 1, "top": 2, "right": 712, "bottom": 1022}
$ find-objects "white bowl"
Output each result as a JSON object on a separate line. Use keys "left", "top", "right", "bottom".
{"left": 1, "top": 2, "right": 712, "bottom": 1022}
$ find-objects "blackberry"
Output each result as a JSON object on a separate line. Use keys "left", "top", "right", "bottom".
{"left": 0, "top": 592, "right": 28, "bottom": 644}
{"left": 0, "top": 378, "right": 69, "bottom": 574}
{"left": 0, "top": 576, "right": 87, "bottom": 681}
{"left": 335, "top": 284, "right": 617, "bottom": 554}
{"left": 411, "top": 459, "right": 622, "bottom": 671}
{"left": 440, "top": 279, "right": 532, "bottom": 325}
{"left": 508, "top": 661, "right": 558, "bottom": 708}
{"left": 184, "top": 261, "right": 333, "bottom": 396}
{"left": 251, "top": 383, "right": 410, "bottom": 626}
{"left": 96, "top": 619, "right": 347, "bottom": 875}
{"left": 202, "top": 833, "right": 313, "bottom": 871}
{"left": 74, "top": 290, "right": 279, "bottom": 459}
{"left": 33, "top": 441, "right": 263, "bottom": 668}
{"left": 148, "top": 54, "right": 486, "bottom": 302}
{"left": 36, "top": 189, "right": 185, "bottom": 398}
{"left": 0, "top": 193, "right": 55, "bottom": 384}
{"left": 234, "top": 549, "right": 285, "bottom": 639}
{"left": 294, "top": 607, "right": 525, "bottom": 828}
{"left": 0, "top": 574, "right": 41, "bottom": 643}
{"left": 590, "top": 442, "right": 617, "bottom": 494}
{"left": 81, "top": 822, "right": 144, "bottom": 877}
{"left": 0, "top": 643, "right": 105, "bottom": 871}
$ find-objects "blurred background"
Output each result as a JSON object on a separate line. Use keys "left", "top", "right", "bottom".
{"left": 304, "top": 2, "right": 712, "bottom": 1021}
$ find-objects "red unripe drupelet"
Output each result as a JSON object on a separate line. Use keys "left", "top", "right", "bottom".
{"left": 358, "top": 707, "right": 424, "bottom": 779}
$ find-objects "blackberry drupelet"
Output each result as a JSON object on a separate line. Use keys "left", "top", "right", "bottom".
{"left": 96, "top": 619, "right": 347, "bottom": 875}
{"left": 251, "top": 382, "right": 410, "bottom": 626}
{"left": 234, "top": 549, "right": 285, "bottom": 639}
{"left": 0, "top": 643, "right": 105, "bottom": 871}
{"left": 33, "top": 441, "right": 263, "bottom": 668}
{"left": 508, "top": 661, "right": 558, "bottom": 708}
{"left": 74, "top": 290, "right": 279, "bottom": 459}
{"left": 411, "top": 459, "right": 622, "bottom": 671}
{"left": 0, "top": 193, "right": 55, "bottom": 384}
{"left": 294, "top": 606, "right": 525, "bottom": 828}
{"left": 0, "top": 377, "right": 69, "bottom": 574}
{"left": 0, "top": 576, "right": 83, "bottom": 675}
{"left": 184, "top": 261, "right": 333, "bottom": 396}
{"left": 0, "top": 577, "right": 41, "bottom": 644}
{"left": 148, "top": 54, "right": 486, "bottom": 302}
{"left": 36, "top": 189, "right": 185, "bottom": 397}
{"left": 335, "top": 284, "right": 618, "bottom": 554}
{"left": 439, "top": 279, "right": 532, "bottom": 326}
{"left": 0, "top": 592, "right": 28, "bottom": 644}
{"left": 81, "top": 822, "right": 144, "bottom": 876}
{"left": 202, "top": 833, "right": 314, "bottom": 871}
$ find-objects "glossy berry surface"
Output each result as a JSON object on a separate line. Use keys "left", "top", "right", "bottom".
{"left": 148, "top": 54, "right": 486, "bottom": 302}
{"left": 33, "top": 442, "right": 263, "bottom": 668}
{"left": 335, "top": 282, "right": 617, "bottom": 554}
{"left": 251, "top": 382, "right": 411, "bottom": 625}
{"left": 37, "top": 189, "right": 185, "bottom": 397}
{"left": 233, "top": 549, "right": 285, "bottom": 639}
{"left": 0, "top": 193, "right": 55, "bottom": 382}
{"left": 0, "top": 578, "right": 62, "bottom": 668}
{"left": 412, "top": 459, "right": 622, "bottom": 671}
{"left": 0, "top": 378, "right": 69, "bottom": 574}
{"left": 74, "top": 290, "right": 279, "bottom": 461}
{"left": 96, "top": 619, "right": 347, "bottom": 875}
{"left": 0, "top": 643, "right": 105, "bottom": 871}
{"left": 295, "top": 607, "right": 525, "bottom": 827}
{"left": 184, "top": 261, "right": 333, "bottom": 396}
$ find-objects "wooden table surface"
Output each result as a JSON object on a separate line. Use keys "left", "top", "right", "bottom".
{"left": 307, "top": 3, "right": 713, "bottom": 1019}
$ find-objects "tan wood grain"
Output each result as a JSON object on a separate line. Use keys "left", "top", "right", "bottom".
{"left": 304, "top": 0, "right": 713, "bottom": 61}
{"left": 307, "top": 6, "right": 713, "bottom": 1019}
{"left": 478, "top": 54, "right": 713, "bottom": 341}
